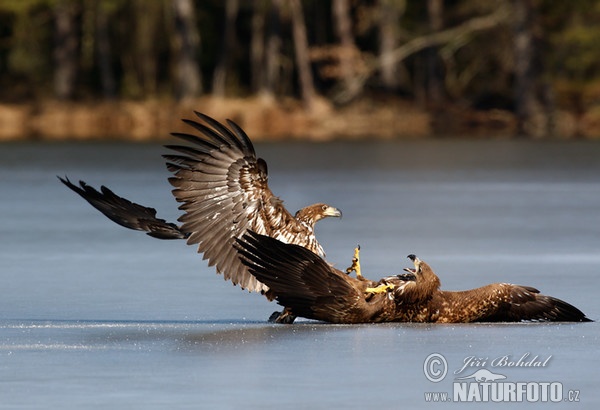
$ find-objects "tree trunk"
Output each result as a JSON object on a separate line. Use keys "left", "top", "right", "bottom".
{"left": 95, "top": 1, "right": 116, "bottom": 99}
{"left": 53, "top": 1, "right": 80, "bottom": 100}
{"left": 332, "top": 0, "right": 354, "bottom": 85}
{"left": 513, "top": 0, "right": 536, "bottom": 136}
{"left": 378, "top": 0, "right": 405, "bottom": 90}
{"left": 172, "top": 0, "right": 202, "bottom": 100}
{"left": 263, "top": 0, "right": 282, "bottom": 98}
{"left": 133, "top": 0, "right": 164, "bottom": 97}
{"left": 289, "top": 0, "right": 316, "bottom": 109}
{"left": 212, "top": 0, "right": 239, "bottom": 97}
{"left": 512, "top": 0, "right": 552, "bottom": 137}
{"left": 426, "top": 0, "right": 444, "bottom": 105}
{"left": 251, "top": 1, "right": 267, "bottom": 94}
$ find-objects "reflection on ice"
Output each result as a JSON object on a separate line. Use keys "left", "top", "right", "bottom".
{"left": 0, "top": 319, "right": 590, "bottom": 354}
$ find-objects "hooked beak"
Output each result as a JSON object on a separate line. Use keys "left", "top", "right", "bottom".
{"left": 404, "top": 254, "right": 420, "bottom": 274}
{"left": 325, "top": 206, "right": 342, "bottom": 218}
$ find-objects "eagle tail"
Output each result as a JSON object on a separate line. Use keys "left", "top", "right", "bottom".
{"left": 59, "top": 176, "right": 187, "bottom": 240}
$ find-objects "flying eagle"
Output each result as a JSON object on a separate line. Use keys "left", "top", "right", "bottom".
{"left": 60, "top": 112, "right": 341, "bottom": 299}
{"left": 236, "top": 232, "right": 591, "bottom": 323}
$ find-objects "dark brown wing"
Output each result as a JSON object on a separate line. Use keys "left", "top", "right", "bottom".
{"left": 164, "top": 112, "right": 320, "bottom": 292}
{"left": 59, "top": 176, "right": 186, "bottom": 240}
{"left": 235, "top": 231, "right": 365, "bottom": 322}
{"left": 467, "top": 284, "right": 591, "bottom": 322}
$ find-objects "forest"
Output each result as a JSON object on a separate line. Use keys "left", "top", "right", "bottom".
{"left": 1, "top": 0, "right": 600, "bottom": 140}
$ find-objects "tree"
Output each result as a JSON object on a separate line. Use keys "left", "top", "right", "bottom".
{"left": 212, "top": 0, "right": 238, "bottom": 97}
{"left": 259, "top": 0, "right": 282, "bottom": 97}
{"left": 512, "top": 0, "right": 552, "bottom": 137}
{"left": 339, "top": 6, "right": 509, "bottom": 102}
{"left": 426, "top": 0, "right": 444, "bottom": 105}
{"left": 130, "top": 0, "right": 162, "bottom": 97}
{"left": 250, "top": 0, "right": 267, "bottom": 94}
{"left": 95, "top": 0, "right": 116, "bottom": 99}
{"left": 378, "top": 0, "right": 405, "bottom": 90}
{"left": 53, "top": 0, "right": 80, "bottom": 100}
{"left": 289, "top": 0, "right": 316, "bottom": 109}
{"left": 331, "top": 0, "right": 363, "bottom": 102}
{"left": 3, "top": 0, "right": 600, "bottom": 139}
{"left": 172, "top": 0, "right": 202, "bottom": 100}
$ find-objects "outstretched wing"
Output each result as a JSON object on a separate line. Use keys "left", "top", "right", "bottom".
{"left": 164, "top": 112, "right": 311, "bottom": 292}
{"left": 59, "top": 177, "right": 186, "bottom": 240}
{"left": 466, "top": 284, "right": 591, "bottom": 322}
{"left": 235, "top": 231, "right": 363, "bottom": 322}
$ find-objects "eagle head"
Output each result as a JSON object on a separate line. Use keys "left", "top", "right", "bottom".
{"left": 404, "top": 254, "right": 423, "bottom": 274}
{"left": 295, "top": 203, "right": 342, "bottom": 226}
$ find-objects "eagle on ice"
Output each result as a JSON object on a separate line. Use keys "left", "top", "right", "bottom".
{"left": 61, "top": 112, "right": 590, "bottom": 324}
{"left": 236, "top": 232, "right": 591, "bottom": 324}
{"left": 60, "top": 112, "right": 341, "bottom": 322}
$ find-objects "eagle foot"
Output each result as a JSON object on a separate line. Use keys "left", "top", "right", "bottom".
{"left": 345, "top": 245, "right": 362, "bottom": 278}
{"left": 268, "top": 309, "right": 296, "bottom": 324}
{"left": 365, "top": 284, "right": 395, "bottom": 294}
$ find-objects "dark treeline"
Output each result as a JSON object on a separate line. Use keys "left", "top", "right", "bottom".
{"left": 1, "top": 0, "right": 600, "bottom": 138}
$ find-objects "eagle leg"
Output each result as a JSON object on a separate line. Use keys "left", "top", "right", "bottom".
{"left": 365, "top": 284, "right": 395, "bottom": 294}
{"left": 268, "top": 307, "right": 296, "bottom": 324}
{"left": 345, "top": 245, "right": 362, "bottom": 278}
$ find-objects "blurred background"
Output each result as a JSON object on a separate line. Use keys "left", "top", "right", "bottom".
{"left": 1, "top": 0, "right": 600, "bottom": 140}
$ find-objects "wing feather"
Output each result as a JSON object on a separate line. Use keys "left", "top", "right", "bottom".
{"left": 180, "top": 120, "right": 233, "bottom": 147}
{"left": 58, "top": 177, "right": 187, "bottom": 240}
{"left": 165, "top": 114, "right": 317, "bottom": 292}
{"left": 193, "top": 112, "right": 248, "bottom": 150}
{"left": 169, "top": 133, "right": 220, "bottom": 151}
{"left": 454, "top": 284, "right": 592, "bottom": 322}
{"left": 235, "top": 232, "right": 364, "bottom": 322}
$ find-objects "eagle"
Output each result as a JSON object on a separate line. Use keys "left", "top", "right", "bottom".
{"left": 59, "top": 112, "right": 341, "bottom": 311}
{"left": 236, "top": 231, "right": 591, "bottom": 323}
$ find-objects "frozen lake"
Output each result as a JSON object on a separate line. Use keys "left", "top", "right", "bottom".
{"left": 1, "top": 139, "right": 599, "bottom": 408}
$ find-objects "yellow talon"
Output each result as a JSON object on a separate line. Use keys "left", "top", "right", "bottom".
{"left": 365, "top": 284, "right": 395, "bottom": 294}
{"left": 345, "top": 245, "right": 362, "bottom": 278}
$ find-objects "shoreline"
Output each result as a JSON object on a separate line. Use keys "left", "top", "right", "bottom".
{"left": 0, "top": 96, "right": 597, "bottom": 141}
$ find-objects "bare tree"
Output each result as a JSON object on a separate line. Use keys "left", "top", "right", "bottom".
{"left": 427, "top": 0, "right": 444, "bottom": 104}
{"left": 289, "top": 0, "right": 316, "bottom": 109}
{"left": 335, "top": 7, "right": 508, "bottom": 102}
{"left": 264, "top": 0, "right": 283, "bottom": 98}
{"left": 172, "top": 0, "right": 202, "bottom": 100}
{"left": 378, "top": 0, "right": 405, "bottom": 90}
{"left": 332, "top": 0, "right": 355, "bottom": 89}
{"left": 330, "top": 0, "right": 368, "bottom": 102}
{"left": 53, "top": 0, "right": 80, "bottom": 100}
{"left": 513, "top": 0, "right": 552, "bottom": 137}
{"left": 212, "top": 0, "right": 239, "bottom": 97}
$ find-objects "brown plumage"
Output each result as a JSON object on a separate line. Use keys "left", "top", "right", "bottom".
{"left": 58, "top": 177, "right": 187, "bottom": 240}
{"left": 60, "top": 112, "right": 341, "bottom": 294}
{"left": 236, "top": 232, "right": 591, "bottom": 323}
